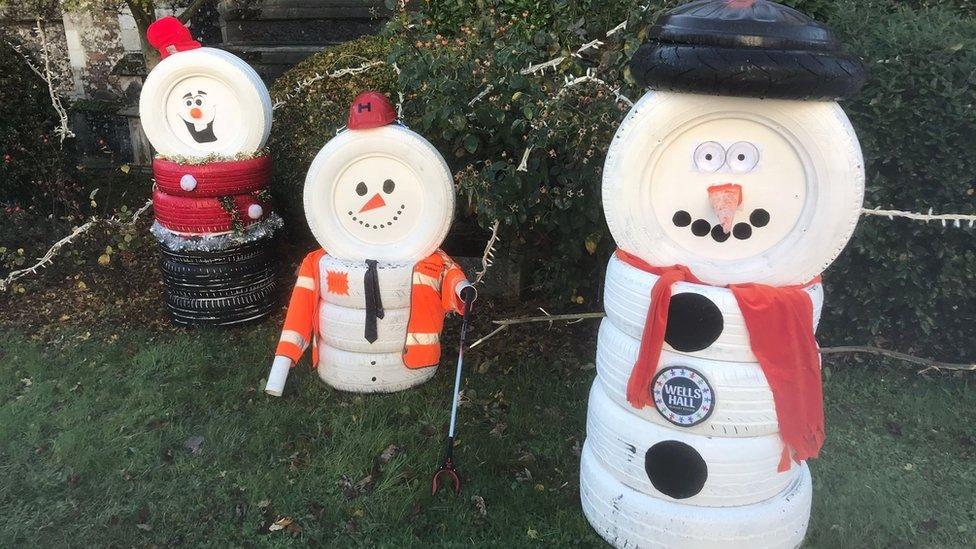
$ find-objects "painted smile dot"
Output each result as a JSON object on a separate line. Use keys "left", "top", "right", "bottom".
{"left": 672, "top": 211, "right": 692, "bottom": 227}
{"left": 733, "top": 223, "right": 753, "bottom": 240}
{"left": 711, "top": 225, "right": 730, "bottom": 242}
{"left": 691, "top": 219, "right": 711, "bottom": 237}
{"left": 750, "top": 209, "right": 770, "bottom": 227}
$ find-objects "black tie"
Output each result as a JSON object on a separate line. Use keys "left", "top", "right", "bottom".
{"left": 364, "top": 259, "right": 385, "bottom": 343}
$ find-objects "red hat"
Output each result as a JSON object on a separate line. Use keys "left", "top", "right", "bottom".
{"left": 147, "top": 16, "right": 201, "bottom": 60}
{"left": 347, "top": 91, "right": 397, "bottom": 130}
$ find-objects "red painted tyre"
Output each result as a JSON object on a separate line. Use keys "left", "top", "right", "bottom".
{"left": 153, "top": 155, "right": 271, "bottom": 197}
{"left": 152, "top": 189, "right": 268, "bottom": 234}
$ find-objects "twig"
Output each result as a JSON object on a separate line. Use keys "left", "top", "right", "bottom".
{"left": 473, "top": 220, "right": 500, "bottom": 286}
{"left": 820, "top": 346, "right": 975, "bottom": 374}
{"left": 481, "top": 312, "right": 975, "bottom": 373}
{"left": 468, "top": 325, "right": 508, "bottom": 350}
{"left": 0, "top": 199, "right": 152, "bottom": 292}
{"left": 862, "top": 207, "right": 976, "bottom": 228}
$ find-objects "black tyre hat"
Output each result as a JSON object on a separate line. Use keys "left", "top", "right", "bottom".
{"left": 630, "top": 0, "right": 867, "bottom": 100}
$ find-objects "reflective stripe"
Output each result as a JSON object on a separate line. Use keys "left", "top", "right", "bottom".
{"left": 412, "top": 271, "right": 440, "bottom": 288}
{"left": 279, "top": 329, "right": 307, "bottom": 350}
{"left": 296, "top": 276, "right": 315, "bottom": 290}
{"left": 406, "top": 332, "right": 440, "bottom": 345}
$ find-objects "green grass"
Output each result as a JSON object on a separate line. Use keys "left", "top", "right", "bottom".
{"left": 0, "top": 322, "right": 974, "bottom": 548}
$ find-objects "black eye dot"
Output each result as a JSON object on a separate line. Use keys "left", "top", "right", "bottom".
{"left": 711, "top": 225, "right": 730, "bottom": 242}
{"left": 733, "top": 223, "right": 753, "bottom": 240}
{"left": 355, "top": 182, "right": 367, "bottom": 196}
{"left": 750, "top": 209, "right": 770, "bottom": 228}
{"left": 383, "top": 179, "right": 395, "bottom": 194}
{"left": 704, "top": 154, "right": 713, "bottom": 161}
{"left": 185, "top": 101, "right": 192, "bottom": 106}
{"left": 737, "top": 154, "right": 746, "bottom": 161}
{"left": 691, "top": 220, "right": 711, "bottom": 237}
{"left": 672, "top": 211, "right": 692, "bottom": 228}
{"left": 195, "top": 99, "right": 202, "bottom": 106}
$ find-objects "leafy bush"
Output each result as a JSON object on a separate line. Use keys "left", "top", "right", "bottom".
{"left": 268, "top": 34, "right": 398, "bottom": 231}
{"left": 0, "top": 36, "right": 79, "bottom": 214}
{"left": 271, "top": 0, "right": 975, "bottom": 359}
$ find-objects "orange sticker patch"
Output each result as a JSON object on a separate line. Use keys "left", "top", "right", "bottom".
{"left": 326, "top": 270, "right": 350, "bottom": 295}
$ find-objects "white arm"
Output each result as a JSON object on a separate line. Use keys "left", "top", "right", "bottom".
{"left": 265, "top": 355, "right": 293, "bottom": 397}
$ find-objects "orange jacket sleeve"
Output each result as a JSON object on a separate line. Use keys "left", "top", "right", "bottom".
{"left": 438, "top": 251, "right": 469, "bottom": 315}
{"left": 274, "top": 249, "right": 324, "bottom": 365}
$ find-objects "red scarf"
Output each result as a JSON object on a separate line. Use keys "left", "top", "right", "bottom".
{"left": 616, "top": 249, "right": 825, "bottom": 472}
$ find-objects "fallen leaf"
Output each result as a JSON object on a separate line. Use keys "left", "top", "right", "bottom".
{"left": 136, "top": 523, "right": 152, "bottom": 532}
{"left": 470, "top": 495, "right": 487, "bottom": 518}
{"left": 527, "top": 528, "right": 539, "bottom": 540}
{"left": 268, "top": 517, "right": 293, "bottom": 532}
{"left": 184, "top": 435, "right": 205, "bottom": 453}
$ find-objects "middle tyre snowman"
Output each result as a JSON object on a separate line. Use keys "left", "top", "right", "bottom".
{"left": 581, "top": 1, "right": 867, "bottom": 548}
{"left": 265, "top": 92, "right": 474, "bottom": 395}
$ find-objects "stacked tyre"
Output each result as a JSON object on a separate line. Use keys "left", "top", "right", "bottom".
{"left": 580, "top": 255, "right": 823, "bottom": 548}
{"left": 151, "top": 157, "right": 282, "bottom": 326}
{"left": 138, "top": 18, "right": 280, "bottom": 327}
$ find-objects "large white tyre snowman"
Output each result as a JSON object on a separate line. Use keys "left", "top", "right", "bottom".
{"left": 303, "top": 123, "right": 456, "bottom": 263}
{"left": 139, "top": 17, "right": 272, "bottom": 158}
{"left": 603, "top": 91, "right": 864, "bottom": 287}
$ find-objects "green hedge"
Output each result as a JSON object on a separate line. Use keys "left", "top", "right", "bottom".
{"left": 269, "top": 0, "right": 976, "bottom": 359}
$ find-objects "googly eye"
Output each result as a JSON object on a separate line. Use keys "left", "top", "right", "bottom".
{"left": 185, "top": 100, "right": 192, "bottom": 107}
{"left": 727, "top": 142, "right": 760, "bottom": 173}
{"left": 194, "top": 99, "right": 203, "bottom": 106}
{"left": 693, "top": 142, "right": 726, "bottom": 173}
{"left": 355, "top": 182, "right": 368, "bottom": 196}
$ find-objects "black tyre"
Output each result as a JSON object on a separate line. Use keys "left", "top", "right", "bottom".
{"left": 158, "top": 238, "right": 273, "bottom": 265}
{"left": 159, "top": 254, "right": 274, "bottom": 279}
{"left": 630, "top": 43, "right": 866, "bottom": 100}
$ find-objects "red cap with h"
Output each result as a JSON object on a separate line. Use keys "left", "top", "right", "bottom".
{"left": 347, "top": 91, "right": 397, "bottom": 130}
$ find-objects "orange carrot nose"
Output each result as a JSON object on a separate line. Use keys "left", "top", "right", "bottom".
{"left": 708, "top": 183, "right": 743, "bottom": 234}
{"left": 190, "top": 107, "right": 202, "bottom": 119}
{"left": 359, "top": 193, "right": 386, "bottom": 213}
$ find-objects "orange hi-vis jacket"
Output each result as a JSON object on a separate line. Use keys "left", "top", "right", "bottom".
{"left": 275, "top": 248, "right": 468, "bottom": 369}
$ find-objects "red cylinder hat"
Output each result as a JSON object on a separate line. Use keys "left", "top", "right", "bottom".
{"left": 147, "top": 16, "right": 201, "bottom": 59}
{"left": 347, "top": 91, "right": 397, "bottom": 130}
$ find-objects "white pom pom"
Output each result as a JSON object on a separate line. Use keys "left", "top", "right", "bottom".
{"left": 247, "top": 204, "right": 264, "bottom": 219}
{"left": 179, "top": 174, "right": 197, "bottom": 192}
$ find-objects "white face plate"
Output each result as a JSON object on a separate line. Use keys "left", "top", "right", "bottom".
{"left": 650, "top": 117, "right": 807, "bottom": 261}
{"left": 603, "top": 91, "right": 864, "bottom": 286}
{"left": 304, "top": 125, "right": 455, "bottom": 262}
{"left": 332, "top": 154, "right": 425, "bottom": 247}
{"left": 164, "top": 75, "right": 243, "bottom": 153}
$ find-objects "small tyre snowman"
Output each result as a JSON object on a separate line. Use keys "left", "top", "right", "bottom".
{"left": 581, "top": 2, "right": 867, "bottom": 548}
{"left": 264, "top": 92, "right": 475, "bottom": 396}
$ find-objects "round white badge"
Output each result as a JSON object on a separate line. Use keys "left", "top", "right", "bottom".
{"left": 303, "top": 125, "right": 455, "bottom": 262}
{"left": 603, "top": 91, "right": 864, "bottom": 286}
{"left": 652, "top": 366, "right": 715, "bottom": 427}
{"left": 139, "top": 47, "right": 272, "bottom": 158}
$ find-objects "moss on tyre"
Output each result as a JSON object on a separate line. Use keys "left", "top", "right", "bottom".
{"left": 268, "top": 34, "right": 398, "bottom": 237}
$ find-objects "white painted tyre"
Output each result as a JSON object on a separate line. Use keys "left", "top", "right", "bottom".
{"left": 140, "top": 47, "right": 272, "bottom": 158}
{"left": 596, "top": 319, "right": 779, "bottom": 437}
{"left": 603, "top": 90, "right": 864, "bottom": 286}
{"left": 317, "top": 344, "right": 436, "bottom": 393}
{"left": 585, "top": 379, "right": 796, "bottom": 507}
{"left": 304, "top": 125, "right": 455, "bottom": 262}
{"left": 580, "top": 443, "right": 811, "bottom": 549}
{"left": 318, "top": 255, "right": 414, "bottom": 310}
{"left": 603, "top": 254, "right": 823, "bottom": 363}
{"left": 319, "top": 302, "right": 409, "bottom": 354}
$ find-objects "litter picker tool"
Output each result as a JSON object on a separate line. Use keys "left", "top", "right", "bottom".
{"left": 431, "top": 288, "right": 476, "bottom": 495}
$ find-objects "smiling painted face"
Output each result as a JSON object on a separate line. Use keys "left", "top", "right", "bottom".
{"left": 164, "top": 76, "right": 242, "bottom": 151}
{"left": 176, "top": 90, "right": 217, "bottom": 143}
{"left": 304, "top": 124, "right": 456, "bottom": 262}
{"left": 333, "top": 155, "right": 424, "bottom": 245}
{"left": 603, "top": 91, "right": 864, "bottom": 286}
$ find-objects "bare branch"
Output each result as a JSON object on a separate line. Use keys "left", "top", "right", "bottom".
{"left": 177, "top": 0, "right": 211, "bottom": 23}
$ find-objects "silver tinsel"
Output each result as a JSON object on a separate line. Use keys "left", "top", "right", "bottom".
{"left": 151, "top": 213, "right": 284, "bottom": 252}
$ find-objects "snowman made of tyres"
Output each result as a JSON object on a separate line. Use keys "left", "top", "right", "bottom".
{"left": 265, "top": 92, "right": 475, "bottom": 395}
{"left": 581, "top": 2, "right": 867, "bottom": 548}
